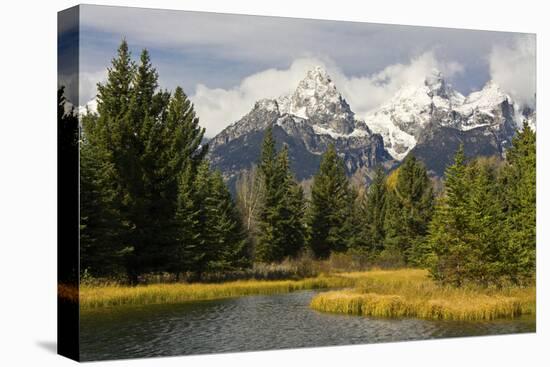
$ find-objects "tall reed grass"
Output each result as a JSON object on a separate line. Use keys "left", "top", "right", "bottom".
{"left": 80, "top": 276, "right": 354, "bottom": 310}
{"left": 310, "top": 269, "right": 535, "bottom": 321}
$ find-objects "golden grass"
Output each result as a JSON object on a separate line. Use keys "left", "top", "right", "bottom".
{"left": 78, "top": 268, "right": 535, "bottom": 320}
{"left": 80, "top": 275, "right": 355, "bottom": 311}
{"left": 310, "top": 269, "right": 535, "bottom": 321}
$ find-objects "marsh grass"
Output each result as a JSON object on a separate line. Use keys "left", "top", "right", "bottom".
{"left": 78, "top": 268, "right": 535, "bottom": 320}
{"left": 310, "top": 269, "right": 535, "bottom": 321}
{"left": 80, "top": 275, "right": 354, "bottom": 310}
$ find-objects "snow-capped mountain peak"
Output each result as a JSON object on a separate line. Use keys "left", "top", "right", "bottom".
{"left": 363, "top": 72, "right": 458, "bottom": 160}
{"left": 276, "top": 66, "right": 356, "bottom": 134}
{"left": 208, "top": 66, "right": 534, "bottom": 182}
{"left": 208, "top": 66, "right": 392, "bottom": 183}
{"left": 361, "top": 68, "right": 533, "bottom": 160}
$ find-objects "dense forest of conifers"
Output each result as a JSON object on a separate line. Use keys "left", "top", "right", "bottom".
{"left": 63, "top": 41, "right": 535, "bottom": 287}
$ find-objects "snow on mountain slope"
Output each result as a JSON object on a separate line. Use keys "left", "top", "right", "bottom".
{"left": 276, "top": 66, "right": 356, "bottom": 134}
{"left": 363, "top": 70, "right": 465, "bottom": 160}
{"left": 456, "top": 81, "right": 506, "bottom": 117}
{"left": 363, "top": 69, "right": 530, "bottom": 160}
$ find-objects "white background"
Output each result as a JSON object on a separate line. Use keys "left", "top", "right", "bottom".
{"left": 0, "top": 0, "right": 547, "bottom": 365}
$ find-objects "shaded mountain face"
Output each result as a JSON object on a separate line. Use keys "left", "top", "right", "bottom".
{"left": 208, "top": 67, "right": 395, "bottom": 185}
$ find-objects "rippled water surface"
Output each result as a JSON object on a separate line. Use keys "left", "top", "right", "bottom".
{"left": 80, "top": 290, "right": 535, "bottom": 361}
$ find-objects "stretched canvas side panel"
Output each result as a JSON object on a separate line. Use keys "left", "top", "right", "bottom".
{"left": 57, "top": 5, "right": 80, "bottom": 362}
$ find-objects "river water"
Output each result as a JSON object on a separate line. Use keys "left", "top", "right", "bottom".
{"left": 80, "top": 290, "right": 535, "bottom": 361}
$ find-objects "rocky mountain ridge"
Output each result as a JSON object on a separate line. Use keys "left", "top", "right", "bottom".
{"left": 208, "top": 67, "right": 394, "bottom": 184}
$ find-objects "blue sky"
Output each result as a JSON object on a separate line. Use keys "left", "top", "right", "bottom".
{"left": 65, "top": 4, "right": 536, "bottom": 136}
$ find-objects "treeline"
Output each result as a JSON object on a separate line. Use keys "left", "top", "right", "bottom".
{"left": 79, "top": 41, "right": 249, "bottom": 283}
{"left": 242, "top": 130, "right": 436, "bottom": 266}
{"left": 239, "top": 123, "right": 535, "bottom": 287}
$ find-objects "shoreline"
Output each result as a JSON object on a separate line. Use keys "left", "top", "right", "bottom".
{"left": 78, "top": 275, "right": 354, "bottom": 311}
{"left": 77, "top": 269, "right": 535, "bottom": 322}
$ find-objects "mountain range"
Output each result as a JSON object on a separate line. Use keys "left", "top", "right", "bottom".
{"left": 208, "top": 66, "right": 535, "bottom": 185}
{"left": 78, "top": 66, "right": 536, "bottom": 186}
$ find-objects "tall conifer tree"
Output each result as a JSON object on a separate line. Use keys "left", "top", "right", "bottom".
{"left": 307, "top": 144, "right": 354, "bottom": 259}
{"left": 463, "top": 158, "right": 504, "bottom": 285}
{"left": 255, "top": 129, "right": 306, "bottom": 262}
{"left": 357, "top": 167, "right": 387, "bottom": 253}
{"left": 82, "top": 40, "right": 139, "bottom": 280}
{"left": 500, "top": 123, "right": 536, "bottom": 284}
{"left": 427, "top": 145, "right": 471, "bottom": 285}
{"left": 277, "top": 146, "right": 306, "bottom": 258}
{"left": 255, "top": 127, "right": 282, "bottom": 262}
{"left": 383, "top": 155, "right": 434, "bottom": 264}
{"left": 81, "top": 40, "right": 215, "bottom": 282}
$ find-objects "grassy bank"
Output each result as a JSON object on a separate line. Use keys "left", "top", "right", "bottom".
{"left": 78, "top": 268, "right": 536, "bottom": 320}
{"left": 80, "top": 275, "right": 354, "bottom": 310}
{"left": 310, "top": 269, "right": 535, "bottom": 321}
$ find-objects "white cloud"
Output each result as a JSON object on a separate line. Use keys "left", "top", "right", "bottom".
{"left": 79, "top": 70, "right": 107, "bottom": 105}
{"left": 489, "top": 35, "right": 536, "bottom": 107}
{"left": 191, "top": 52, "right": 464, "bottom": 136}
{"left": 331, "top": 52, "right": 464, "bottom": 119}
{"left": 191, "top": 58, "right": 328, "bottom": 136}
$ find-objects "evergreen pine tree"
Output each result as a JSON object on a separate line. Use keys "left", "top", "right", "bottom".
{"left": 209, "top": 170, "right": 250, "bottom": 270}
{"left": 277, "top": 146, "right": 306, "bottom": 258}
{"left": 163, "top": 86, "right": 207, "bottom": 177}
{"left": 96, "top": 39, "right": 135, "bottom": 120}
{"left": 255, "top": 127, "right": 283, "bottom": 262}
{"left": 81, "top": 40, "right": 138, "bottom": 280}
{"left": 357, "top": 167, "right": 387, "bottom": 253}
{"left": 255, "top": 130, "right": 306, "bottom": 262}
{"left": 428, "top": 142, "right": 533, "bottom": 287}
{"left": 463, "top": 158, "right": 504, "bottom": 285}
{"left": 115, "top": 48, "right": 168, "bottom": 282}
{"left": 500, "top": 123, "right": 536, "bottom": 284}
{"left": 81, "top": 41, "right": 211, "bottom": 282}
{"left": 164, "top": 86, "right": 209, "bottom": 275}
{"left": 173, "top": 165, "right": 203, "bottom": 277}
{"left": 383, "top": 155, "right": 434, "bottom": 265}
{"left": 190, "top": 162, "right": 214, "bottom": 277}
{"left": 178, "top": 163, "right": 250, "bottom": 277}
{"left": 307, "top": 144, "right": 354, "bottom": 259}
{"left": 427, "top": 145, "right": 470, "bottom": 286}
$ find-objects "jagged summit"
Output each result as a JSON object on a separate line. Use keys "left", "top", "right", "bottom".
{"left": 364, "top": 70, "right": 460, "bottom": 160}
{"left": 79, "top": 65, "right": 534, "bottom": 181}
{"left": 276, "top": 66, "right": 356, "bottom": 134}
{"left": 208, "top": 66, "right": 392, "bottom": 184}
{"left": 216, "top": 66, "right": 373, "bottom": 143}
{"left": 424, "top": 69, "right": 463, "bottom": 103}
{"left": 363, "top": 69, "right": 530, "bottom": 160}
